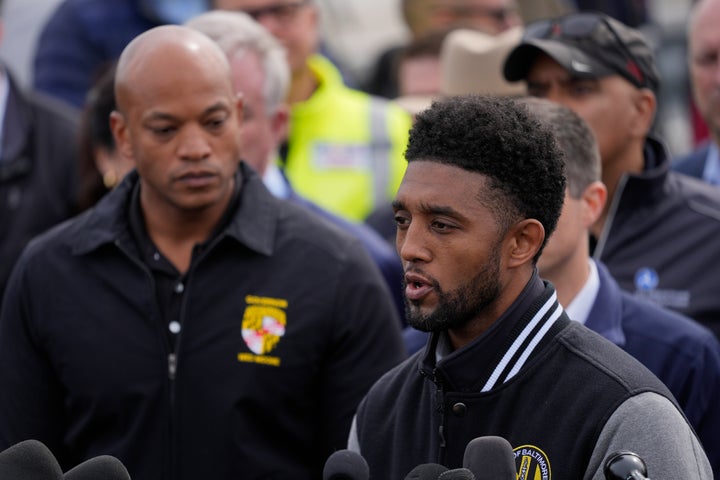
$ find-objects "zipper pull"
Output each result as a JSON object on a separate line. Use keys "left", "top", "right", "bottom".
{"left": 168, "top": 353, "right": 177, "bottom": 380}
{"left": 438, "top": 425, "right": 446, "bottom": 448}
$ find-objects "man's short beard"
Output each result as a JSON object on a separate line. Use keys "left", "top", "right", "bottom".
{"left": 405, "top": 244, "right": 502, "bottom": 333}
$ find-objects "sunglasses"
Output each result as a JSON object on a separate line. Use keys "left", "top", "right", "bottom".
{"left": 523, "top": 13, "right": 647, "bottom": 88}
{"left": 242, "top": 0, "right": 310, "bottom": 23}
{"left": 433, "top": 4, "right": 518, "bottom": 23}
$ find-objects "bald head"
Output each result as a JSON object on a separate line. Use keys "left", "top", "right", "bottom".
{"left": 689, "top": 0, "right": 720, "bottom": 31}
{"left": 115, "top": 25, "right": 235, "bottom": 114}
{"left": 688, "top": 0, "right": 720, "bottom": 142}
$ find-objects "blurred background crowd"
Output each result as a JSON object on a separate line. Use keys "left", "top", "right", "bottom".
{"left": 0, "top": 0, "right": 703, "bottom": 156}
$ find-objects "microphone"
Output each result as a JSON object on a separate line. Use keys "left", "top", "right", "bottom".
{"left": 438, "top": 467, "right": 475, "bottom": 479}
{"left": 404, "top": 463, "right": 449, "bottom": 479}
{"left": 603, "top": 451, "right": 650, "bottom": 480}
{"left": 463, "top": 436, "right": 516, "bottom": 480}
{"left": 0, "top": 439, "right": 63, "bottom": 479}
{"left": 63, "top": 455, "right": 131, "bottom": 480}
{"left": 323, "top": 449, "right": 369, "bottom": 480}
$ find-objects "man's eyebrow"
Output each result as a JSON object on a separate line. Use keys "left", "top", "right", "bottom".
{"left": 418, "top": 202, "right": 460, "bottom": 217}
{"left": 392, "top": 199, "right": 463, "bottom": 216}
{"left": 144, "top": 111, "right": 178, "bottom": 122}
{"left": 204, "top": 101, "right": 232, "bottom": 115}
{"left": 143, "top": 102, "right": 232, "bottom": 122}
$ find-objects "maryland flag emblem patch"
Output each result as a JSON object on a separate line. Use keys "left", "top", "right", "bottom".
{"left": 238, "top": 295, "right": 287, "bottom": 367}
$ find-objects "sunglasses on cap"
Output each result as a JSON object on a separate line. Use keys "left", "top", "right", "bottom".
{"left": 432, "top": 4, "right": 518, "bottom": 23}
{"left": 522, "top": 12, "right": 648, "bottom": 89}
{"left": 242, "top": 0, "right": 310, "bottom": 23}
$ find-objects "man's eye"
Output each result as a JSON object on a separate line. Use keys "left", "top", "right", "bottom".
{"left": 151, "top": 126, "right": 176, "bottom": 137}
{"left": 394, "top": 215, "right": 410, "bottom": 227}
{"left": 568, "top": 81, "right": 596, "bottom": 97}
{"left": 431, "top": 220, "right": 452, "bottom": 231}
{"left": 527, "top": 84, "right": 548, "bottom": 98}
{"left": 695, "top": 53, "right": 719, "bottom": 68}
{"left": 207, "top": 117, "right": 226, "bottom": 130}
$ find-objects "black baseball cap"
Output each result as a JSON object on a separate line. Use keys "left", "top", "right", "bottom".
{"left": 503, "top": 12, "right": 660, "bottom": 92}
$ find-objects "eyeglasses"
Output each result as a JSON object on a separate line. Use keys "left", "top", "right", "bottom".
{"left": 432, "top": 4, "right": 518, "bottom": 24}
{"left": 242, "top": 0, "right": 310, "bottom": 23}
{"left": 523, "top": 13, "right": 648, "bottom": 88}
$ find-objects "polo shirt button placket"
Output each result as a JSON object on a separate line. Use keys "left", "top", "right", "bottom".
{"left": 452, "top": 402, "right": 467, "bottom": 417}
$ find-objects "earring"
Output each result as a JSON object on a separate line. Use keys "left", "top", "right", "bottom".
{"left": 103, "top": 170, "right": 118, "bottom": 189}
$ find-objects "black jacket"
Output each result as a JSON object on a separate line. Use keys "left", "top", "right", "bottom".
{"left": 593, "top": 135, "right": 720, "bottom": 337}
{"left": 354, "top": 275, "right": 698, "bottom": 479}
{"left": 0, "top": 69, "right": 79, "bottom": 307}
{"left": 0, "top": 165, "right": 406, "bottom": 480}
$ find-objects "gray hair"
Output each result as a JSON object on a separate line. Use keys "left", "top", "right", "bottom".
{"left": 185, "top": 10, "right": 290, "bottom": 115}
{"left": 520, "top": 97, "right": 601, "bottom": 199}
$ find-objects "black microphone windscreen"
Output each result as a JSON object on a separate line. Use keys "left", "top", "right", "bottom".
{"left": 404, "top": 463, "right": 449, "bottom": 480}
{"left": 323, "top": 449, "right": 369, "bottom": 480}
{"left": 463, "top": 436, "right": 516, "bottom": 480}
{"left": 63, "top": 455, "right": 130, "bottom": 480}
{"left": 603, "top": 451, "right": 649, "bottom": 480}
{"left": 438, "top": 467, "right": 475, "bottom": 479}
{"left": 0, "top": 439, "right": 63, "bottom": 480}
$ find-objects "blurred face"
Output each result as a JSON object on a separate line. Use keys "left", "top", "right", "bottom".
{"left": 230, "top": 51, "right": 287, "bottom": 174}
{"left": 429, "top": 0, "right": 521, "bottom": 35}
{"left": 689, "top": 1, "right": 720, "bottom": 140}
{"left": 393, "top": 161, "right": 504, "bottom": 333}
{"left": 214, "top": 0, "right": 319, "bottom": 74}
{"left": 112, "top": 51, "right": 243, "bottom": 216}
{"left": 526, "top": 54, "right": 638, "bottom": 168}
{"left": 397, "top": 55, "right": 442, "bottom": 96}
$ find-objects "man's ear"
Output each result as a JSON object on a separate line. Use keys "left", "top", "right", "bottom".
{"left": 109, "top": 110, "right": 134, "bottom": 163}
{"left": 581, "top": 180, "right": 607, "bottom": 228}
{"left": 271, "top": 104, "right": 290, "bottom": 144}
{"left": 630, "top": 88, "right": 656, "bottom": 139}
{"left": 505, "top": 219, "right": 545, "bottom": 268}
{"left": 235, "top": 92, "right": 244, "bottom": 124}
{"left": 307, "top": 2, "right": 320, "bottom": 29}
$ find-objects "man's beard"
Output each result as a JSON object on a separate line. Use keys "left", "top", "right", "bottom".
{"left": 405, "top": 243, "right": 502, "bottom": 333}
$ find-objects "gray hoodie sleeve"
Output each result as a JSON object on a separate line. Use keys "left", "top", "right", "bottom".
{"left": 585, "top": 391, "right": 712, "bottom": 479}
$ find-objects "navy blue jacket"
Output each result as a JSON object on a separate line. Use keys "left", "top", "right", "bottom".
{"left": 672, "top": 142, "right": 712, "bottom": 180}
{"left": 588, "top": 261, "right": 720, "bottom": 476}
{"left": 593, "top": 136, "right": 720, "bottom": 337}
{"left": 33, "top": 0, "right": 159, "bottom": 108}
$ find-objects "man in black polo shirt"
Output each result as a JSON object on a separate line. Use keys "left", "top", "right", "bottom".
{"left": 0, "top": 24, "right": 405, "bottom": 480}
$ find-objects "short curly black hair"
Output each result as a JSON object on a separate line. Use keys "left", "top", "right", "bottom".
{"left": 405, "top": 94, "right": 566, "bottom": 262}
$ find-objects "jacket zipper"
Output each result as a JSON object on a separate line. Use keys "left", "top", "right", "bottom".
{"left": 431, "top": 368, "right": 447, "bottom": 461}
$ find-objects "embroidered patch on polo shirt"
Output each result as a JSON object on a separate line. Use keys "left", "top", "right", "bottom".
{"left": 238, "top": 295, "right": 288, "bottom": 367}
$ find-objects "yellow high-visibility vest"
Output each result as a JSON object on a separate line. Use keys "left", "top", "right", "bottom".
{"left": 281, "top": 55, "right": 412, "bottom": 222}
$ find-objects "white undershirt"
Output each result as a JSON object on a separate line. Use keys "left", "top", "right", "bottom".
{"left": 564, "top": 258, "right": 600, "bottom": 325}
{"left": 262, "top": 163, "right": 291, "bottom": 199}
{"left": 702, "top": 142, "right": 720, "bottom": 186}
{"left": 0, "top": 71, "right": 9, "bottom": 160}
